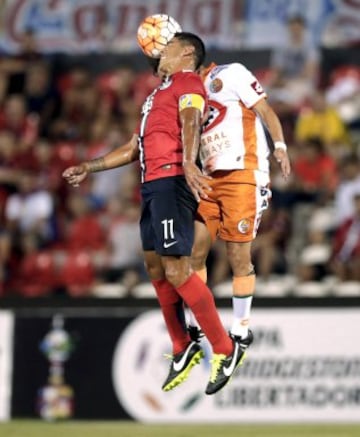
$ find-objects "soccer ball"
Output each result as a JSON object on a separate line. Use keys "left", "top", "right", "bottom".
{"left": 137, "top": 14, "right": 182, "bottom": 58}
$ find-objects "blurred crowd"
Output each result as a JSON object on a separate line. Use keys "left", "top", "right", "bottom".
{"left": 0, "top": 22, "right": 359, "bottom": 298}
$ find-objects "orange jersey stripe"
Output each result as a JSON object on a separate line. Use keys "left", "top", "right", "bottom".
{"left": 240, "top": 101, "right": 258, "bottom": 169}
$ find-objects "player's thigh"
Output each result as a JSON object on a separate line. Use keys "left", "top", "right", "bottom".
{"left": 196, "top": 196, "right": 221, "bottom": 241}
{"left": 191, "top": 219, "right": 212, "bottom": 269}
{"left": 143, "top": 250, "right": 164, "bottom": 280}
{"left": 219, "top": 182, "right": 270, "bottom": 242}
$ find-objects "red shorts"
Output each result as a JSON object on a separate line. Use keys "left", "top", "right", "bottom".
{"left": 197, "top": 169, "right": 271, "bottom": 242}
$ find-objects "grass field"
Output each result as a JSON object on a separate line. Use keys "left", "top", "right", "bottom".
{"left": 0, "top": 421, "right": 360, "bottom": 437}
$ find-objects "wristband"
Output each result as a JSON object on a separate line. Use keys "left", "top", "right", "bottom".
{"left": 274, "top": 141, "right": 287, "bottom": 151}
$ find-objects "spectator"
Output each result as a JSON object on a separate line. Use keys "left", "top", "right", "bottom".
{"left": 59, "top": 250, "right": 96, "bottom": 297}
{"left": 0, "top": 131, "right": 21, "bottom": 192}
{"left": 297, "top": 228, "right": 331, "bottom": 282}
{"left": 292, "top": 137, "right": 338, "bottom": 204}
{"left": 54, "top": 67, "right": 98, "bottom": 141}
{"left": 325, "top": 65, "right": 360, "bottom": 132}
{"left": 331, "top": 192, "right": 360, "bottom": 281}
{"left": 268, "top": 15, "right": 320, "bottom": 107}
{"left": 251, "top": 207, "right": 291, "bottom": 279}
{"left": 295, "top": 90, "right": 350, "bottom": 157}
{"left": 100, "top": 197, "right": 144, "bottom": 290}
{"left": 12, "top": 233, "right": 57, "bottom": 297}
{"left": 0, "top": 226, "right": 11, "bottom": 295}
{"left": 85, "top": 119, "right": 128, "bottom": 206}
{"left": 0, "top": 28, "right": 42, "bottom": 99}
{"left": 24, "top": 62, "right": 60, "bottom": 136}
{"left": 64, "top": 192, "right": 105, "bottom": 252}
{"left": 4, "top": 171, "right": 55, "bottom": 246}
{"left": 32, "top": 138, "right": 63, "bottom": 194}
{"left": 0, "top": 94, "right": 39, "bottom": 150}
{"left": 334, "top": 155, "right": 360, "bottom": 226}
{"left": 96, "top": 66, "right": 136, "bottom": 113}
{"left": 267, "top": 15, "right": 320, "bottom": 141}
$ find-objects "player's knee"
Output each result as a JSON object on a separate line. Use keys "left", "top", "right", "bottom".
{"left": 144, "top": 260, "right": 163, "bottom": 280}
{"left": 227, "top": 243, "right": 253, "bottom": 275}
{"left": 233, "top": 261, "right": 254, "bottom": 277}
{"left": 191, "top": 248, "right": 207, "bottom": 270}
{"left": 229, "top": 254, "right": 253, "bottom": 275}
{"left": 164, "top": 270, "right": 183, "bottom": 288}
{"left": 164, "top": 263, "right": 190, "bottom": 288}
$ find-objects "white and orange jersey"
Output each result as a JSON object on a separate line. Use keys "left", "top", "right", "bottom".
{"left": 200, "top": 62, "right": 270, "bottom": 176}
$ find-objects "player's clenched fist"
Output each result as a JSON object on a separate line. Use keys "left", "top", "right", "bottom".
{"left": 62, "top": 164, "right": 89, "bottom": 187}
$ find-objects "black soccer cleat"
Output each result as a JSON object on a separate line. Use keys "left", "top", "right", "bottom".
{"left": 162, "top": 341, "right": 205, "bottom": 392}
{"left": 205, "top": 330, "right": 253, "bottom": 395}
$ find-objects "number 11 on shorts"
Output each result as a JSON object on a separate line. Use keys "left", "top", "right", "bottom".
{"left": 161, "top": 218, "right": 175, "bottom": 240}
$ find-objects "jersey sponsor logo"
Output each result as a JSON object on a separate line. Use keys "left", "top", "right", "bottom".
{"left": 209, "top": 78, "right": 223, "bottom": 93}
{"left": 202, "top": 99, "right": 227, "bottom": 133}
{"left": 251, "top": 80, "right": 264, "bottom": 95}
{"left": 163, "top": 240, "right": 178, "bottom": 249}
{"left": 238, "top": 219, "right": 250, "bottom": 234}
{"left": 200, "top": 131, "right": 231, "bottom": 168}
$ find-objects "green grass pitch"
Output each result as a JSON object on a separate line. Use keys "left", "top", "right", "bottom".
{"left": 0, "top": 421, "right": 360, "bottom": 437}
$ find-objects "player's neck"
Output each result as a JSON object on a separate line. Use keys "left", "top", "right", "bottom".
{"left": 179, "top": 59, "right": 195, "bottom": 73}
{"left": 159, "top": 61, "right": 195, "bottom": 77}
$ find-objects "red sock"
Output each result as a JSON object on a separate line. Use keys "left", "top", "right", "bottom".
{"left": 176, "top": 273, "right": 232, "bottom": 355}
{"left": 152, "top": 279, "right": 190, "bottom": 354}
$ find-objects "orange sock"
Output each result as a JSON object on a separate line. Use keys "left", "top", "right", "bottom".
{"left": 232, "top": 275, "right": 255, "bottom": 297}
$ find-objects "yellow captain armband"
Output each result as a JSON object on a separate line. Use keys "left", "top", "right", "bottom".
{"left": 178, "top": 94, "right": 205, "bottom": 114}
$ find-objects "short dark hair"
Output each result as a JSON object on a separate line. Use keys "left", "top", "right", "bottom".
{"left": 174, "top": 32, "right": 206, "bottom": 70}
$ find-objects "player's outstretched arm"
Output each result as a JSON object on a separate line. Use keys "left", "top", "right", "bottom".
{"left": 62, "top": 134, "right": 139, "bottom": 187}
{"left": 254, "top": 99, "right": 291, "bottom": 180}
